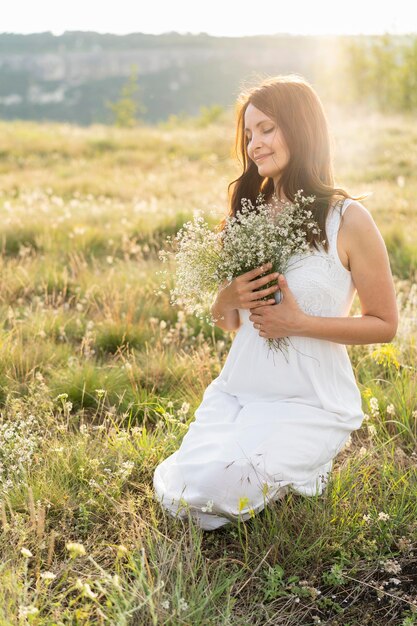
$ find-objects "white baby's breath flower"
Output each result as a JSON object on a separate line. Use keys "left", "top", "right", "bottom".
{"left": 40, "top": 571, "right": 56, "bottom": 580}
{"left": 386, "top": 404, "right": 395, "bottom": 416}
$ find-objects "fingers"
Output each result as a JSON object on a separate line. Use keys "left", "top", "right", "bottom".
{"left": 248, "top": 283, "right": 280, "bottom": 301}
{"left": 249, "top": 270, "right": 280, "bottom": 290}
{"left": 246, "top": 297, "right": 276, "bottom": 310}
{"left": 239, "top": 262, "right": 273, "bottom": 281}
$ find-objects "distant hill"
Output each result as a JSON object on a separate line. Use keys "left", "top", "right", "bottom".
{"left": 0, "top": 31, "right": 400, "bottom": 126}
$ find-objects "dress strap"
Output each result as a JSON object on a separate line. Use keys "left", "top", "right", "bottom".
{"left": 326, "top": 198, "right": 346, "bottom": 252}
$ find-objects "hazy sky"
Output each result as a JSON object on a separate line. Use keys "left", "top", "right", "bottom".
{"left": 2, "top": 0, "right": 416, "bottom": 37}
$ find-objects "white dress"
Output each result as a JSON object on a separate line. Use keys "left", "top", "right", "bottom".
{"left": 153, "top": 198, "right": 365, "bottom": 530}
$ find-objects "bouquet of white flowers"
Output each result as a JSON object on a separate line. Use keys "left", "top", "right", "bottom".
{"left": 156, "top": 189, "right": 324, "bottom": 357}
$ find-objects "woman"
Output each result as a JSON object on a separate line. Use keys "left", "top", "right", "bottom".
{"left": 153, "top": 74, "right": 398, "bottom": 531}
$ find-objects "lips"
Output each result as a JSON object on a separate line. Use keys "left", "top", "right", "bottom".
{"left": 255, "top": 153, "right": 273, "bottom": 162}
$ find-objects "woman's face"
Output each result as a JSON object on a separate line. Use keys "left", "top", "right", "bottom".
{"left": 244, "top": 103, "right": 290, "bottom": 187}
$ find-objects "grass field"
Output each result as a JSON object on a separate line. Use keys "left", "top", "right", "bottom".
{"left": 0, "top": 106, "right": 416, "bottom": 625}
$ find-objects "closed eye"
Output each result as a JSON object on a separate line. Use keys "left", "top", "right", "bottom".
{"left": 245, "top": 128, "right": 274, "bottom": 142}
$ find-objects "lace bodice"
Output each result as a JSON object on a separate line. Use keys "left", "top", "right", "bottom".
{"left": 283, "top": 198, "right": 356, "bottom": 318}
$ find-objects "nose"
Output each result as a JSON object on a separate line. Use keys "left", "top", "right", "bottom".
{"left": 249, "top": 133, "right": 265, "bottom": 157}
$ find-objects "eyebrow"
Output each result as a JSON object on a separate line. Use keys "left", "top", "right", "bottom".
{"left": 244, "top": 120, "right": 272, "bottom": 132}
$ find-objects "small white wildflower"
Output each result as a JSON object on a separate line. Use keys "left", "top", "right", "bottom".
{"left": 343, "top": 435, "right": 352, "bottom": 449}
{"left": 201, "top": 499, "right": 214, "bottom": 513}
{"left": 21, "top": 547, "right": 33, "bottom": 558}
{"left": 386, "top": 404, "right": 395, "bottom": 416}
{"left": 382, "top": 559, "right": 402, "bottom": 575}
{"left": 40, "top": 571, "right": 56, "bottom": 580}
{"left": 76, "top": 578, "right": 98, "bottom": 599}
{"left": 178, "top": 597, "right": 189, "bottom": 611}
{"left": 179, "top": 402, "right": 190, "bottom": 415}
{"left": 18, "top": 605, "right": 39, "bottom": 617}
{"left": 389, "top": 577, "right": 401, "bottom": 586}
{"left": 368, "top": 424, "right": 377, "bottom": 437}
{"left": 161, "top": 599, "right": 170, "bottom": 609}
{"left": 369, "top": 397, "right": 380, "bottom": 417}
{"left": 378, "top": 512, "right": 390, "bottom": 521}
{"left": 362, "top": 514, "right": 372, "bottom": 523}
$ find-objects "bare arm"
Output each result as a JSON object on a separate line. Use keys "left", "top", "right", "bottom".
{"left": 299, "top": 202, "right": 398, "bottom": 344}
{"left": 249, "top": 203, "right": 398, "bottom": 345}
{"left": 210, "top": 296, "right": 241, "bottom": 331}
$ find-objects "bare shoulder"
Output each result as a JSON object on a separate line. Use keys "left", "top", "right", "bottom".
{"left": 340, "top": 200, "right": 391, "bottom": 274}
{"left": 341, "top": 200, "right": 383, "bottom": 246}
{"left": 342, "top": 199, "right": 373, "bottom": 224}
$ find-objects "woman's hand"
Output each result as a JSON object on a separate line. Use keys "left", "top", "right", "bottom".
{"left": 249, "top": 274, "right": 308, "bottom": 338}
{"left": 216, "top": 262, "right": 280, "bottom": 313}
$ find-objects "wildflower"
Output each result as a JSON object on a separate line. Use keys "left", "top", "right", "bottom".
{"left": 21, "top": 547, "right": 33, "bottom": 558}
{"left": 381, "top": 559, "right": 402, "bottom": 575}
{"left": 378, "top": 512, "right": 390, "bottom": 521}
{"left": 369, "top": 397, "right": 380, "bottom": 417}
{"left": 238, "top": 496, "right": 250, "bottom": 512}
{"left": 179, "top": 402, "right": 190, "bottom": 415}
{"left": 370, "top": 345, "right": 400, "bottom": 370}
{"left": 178, "top": 597, "right": 189, "bottom": 611}
{"left": 66, "top": 542, "right": 86, "bottom": 557}
{"left": 343, "top": 435, "right": 352, "bottom": 449}
{"left": 18, "top": 606, "right": 39, "bottom": 617}
{"left": 76, "top": 578, "right": 98, "bottom": 599}
{"left": 362, "top": 514, "right": 372, "bottom": 523}
{"left": 161, "top": 599, "right": 170, "bottom": 609}
{"left": 40, "top": 571, "right": 56, "bottom": 581}
{"left": 386, "top": 404, "right": 395, "bottom": 416}
{"left": 95, "top": 389, "right": 106, "bottom": 398}
{"left": 397, "top": 536, "right": 412, "bottom": 553}
{"left": 368, "top": 424, "right": 377, "bottom": 437}
{"left": 389, "top": 577, "right": 401, "bottom": 586}
{"left": 201, "top": 499, "right": 214, "bottom": 513}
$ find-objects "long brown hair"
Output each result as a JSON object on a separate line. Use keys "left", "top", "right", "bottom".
{"left": 218, "top": 74, "right": 369, "bottom": 253}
